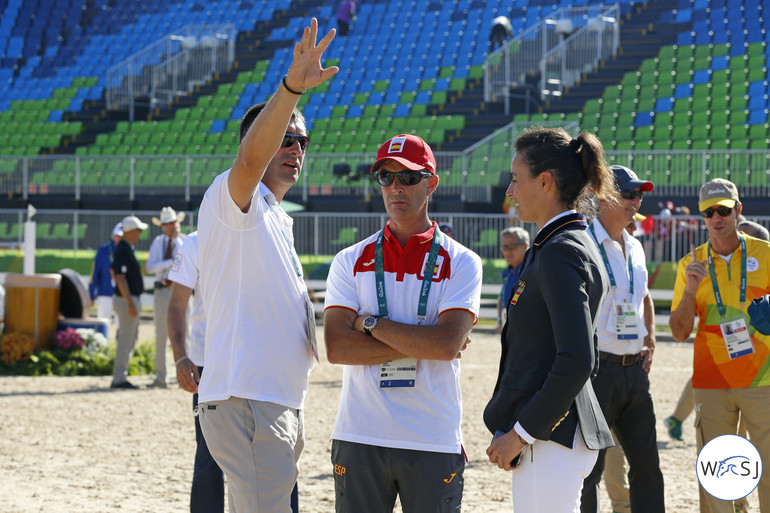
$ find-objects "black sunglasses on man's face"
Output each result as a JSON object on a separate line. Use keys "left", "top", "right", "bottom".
{"left": 281, "top": 132, "right": 309, "bottom": 152}
{"left": 620, "top": 189, "right": 644, "bottom": 200}
{"left": 701, "top": 206, "right": 733, "bottom": 218}
{"left": 375, "top": 170, "right": 433, "bottom": 186}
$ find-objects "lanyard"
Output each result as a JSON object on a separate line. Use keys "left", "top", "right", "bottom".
{"left": 374, "top": 227, "right": 442, "bottom": 324}
{"left": 589, "top": 224, "right": 634, "bottom": 295}
{"left": 264, "top": 196, "right": 302, "bottom": 278}
{"left": 707, "top": 235, "right": 746, "bottom": 319}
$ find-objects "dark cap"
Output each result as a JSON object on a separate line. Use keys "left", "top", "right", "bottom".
{"left": 610, "top": 165, "right": 654, "bottom": 192}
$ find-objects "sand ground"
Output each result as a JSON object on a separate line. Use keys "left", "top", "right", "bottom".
{"left": 0, "top": 321, "right": 752, "bottom": 512}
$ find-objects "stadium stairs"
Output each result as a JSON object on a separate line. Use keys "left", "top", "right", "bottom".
{"left": 543, "top": 0, "right": 693, "bottom": 114}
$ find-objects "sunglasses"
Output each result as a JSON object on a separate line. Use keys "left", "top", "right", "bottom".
{"left": 501, "top": 243, "right": 523, "bottom": 251}
{"left": 281, "top": 132, "right": 309, "bottom": 152}
{"left": 375, "top": 170, "right": 433, "bottom": 186}
{"left": 620, "top": 190, "right": 644, "bottom": 200}
{"left": 701, "top": 206, "right": 733, "bottom": 218}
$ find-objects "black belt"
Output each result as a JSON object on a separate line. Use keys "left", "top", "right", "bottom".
{"left": 599, "top": 351, "right": 643, "bottom": 366}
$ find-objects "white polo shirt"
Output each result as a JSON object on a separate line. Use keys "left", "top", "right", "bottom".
{"left": 167, "top": 232, "right": 205, "bottom": 367}
{"left": 590, "top": 219, "right": 650, "bottom": 355}
{"left": 324, "top": 222, "right": 482, "bottom": 453}
{"left": 197, "top": 172, "right": 313, "bottom": 408}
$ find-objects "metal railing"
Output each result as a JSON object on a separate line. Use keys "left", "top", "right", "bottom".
{"left": 106, "top": 25, "right": 236, "bottom": 121}
{"left": 2, "top": 209, "right": 768, "bottom": 266}
{"left": 484, "top": 4, "right": 620, "bottom": 113}
{"left": 2, "top": 146, "right": 768, "bottom": 204}
{"left": 540, "top": 4, "right": 620, "bottom": 98}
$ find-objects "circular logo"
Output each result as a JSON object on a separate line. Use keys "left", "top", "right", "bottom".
{"left": 747, "top": 257, "right": 759, "bottom": 272}
{"left": 696, "top": 434, "right": 762, "bottom": 501}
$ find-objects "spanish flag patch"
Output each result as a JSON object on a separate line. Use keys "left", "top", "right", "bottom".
{"left": 510, "top": 279, "right": 526, "bottom": 305}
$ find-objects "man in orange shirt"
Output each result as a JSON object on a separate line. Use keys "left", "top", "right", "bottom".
{"left": 670, "top": 178, "right": 770, "bottom": 513}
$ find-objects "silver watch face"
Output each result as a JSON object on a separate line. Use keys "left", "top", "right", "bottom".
{"left": 363, "top": 316, "right": 377, "bottom": 332}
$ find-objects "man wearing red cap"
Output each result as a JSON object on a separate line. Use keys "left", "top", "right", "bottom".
{"left": 670, "top": 178, "right": 770, "bottom": 513}
{"left": 323, "top": 134, "right": 483, "bottom": 512}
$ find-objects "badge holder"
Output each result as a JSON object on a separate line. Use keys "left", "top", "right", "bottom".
{"left": 720, "top": 313, "right": 754, "bottom": 359}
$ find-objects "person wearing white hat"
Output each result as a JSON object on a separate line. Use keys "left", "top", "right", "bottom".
{"left": 146, "top": 206, "right": 187, "bottom": 388}
{"left": 89, "top": 222, "right": 123, "bottom": 327}
{"left": 111, "top": 215, "right": 148, "bottom": 389}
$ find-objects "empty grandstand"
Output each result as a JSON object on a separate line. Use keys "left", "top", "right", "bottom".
{"left": 0, "top": 0, "right": 768, "bottom": 218}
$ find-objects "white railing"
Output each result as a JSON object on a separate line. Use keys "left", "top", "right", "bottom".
{"left": 540, "top": 5, "right": 620, "bottom": 98}
{"left": 106, "top": 25, "right": 236, "bottom": 121}
{"left": 1, "top": 208, "right": 768, "bottom": 265}
{"left": 3, "top": 146, "right": 768, "bottom": 204}
{"left": 484, "top": 4, "right": 620, "bottom": 113}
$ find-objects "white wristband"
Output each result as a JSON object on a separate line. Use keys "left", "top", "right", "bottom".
{"left": 175, "top": 355, "right": 190, "bottom": 366}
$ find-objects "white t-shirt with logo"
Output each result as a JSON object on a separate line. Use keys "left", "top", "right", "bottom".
{"left": 324, "top": 222, "right": 482, "bottom": 453}
{"left": 167, "top": 232, "right": 205, "bottom": 367}
{"left": 197, "top": 173, "right": 313, "bottom": 408}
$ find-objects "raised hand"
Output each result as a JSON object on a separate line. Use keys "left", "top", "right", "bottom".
{"left": 284, "top": 18, "right": 339, "bottom": 93}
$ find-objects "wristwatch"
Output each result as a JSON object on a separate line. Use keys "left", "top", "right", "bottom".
{"left": 362, "top": 315, "right": 379, "bottom": 336}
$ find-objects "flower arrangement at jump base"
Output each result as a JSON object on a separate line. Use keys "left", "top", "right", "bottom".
{"left": 0, "top": 332, "right": 35, "bottom": 365}
{"left": 52, "top": 327, "right": 108, "bottom": 354}
{"left": 0, "top": 327, "right": 151, "bottom": 376}
{"left": 53, "top": 327, "right": 84, "bottom": 351}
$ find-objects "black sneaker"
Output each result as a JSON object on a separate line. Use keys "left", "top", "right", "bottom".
{"left": 110, "top": 380, "right": 139, "bottom": 390}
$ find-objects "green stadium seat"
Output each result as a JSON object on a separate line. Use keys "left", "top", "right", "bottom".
{"left": 331, "top": 227, "right": 359, "bottom": 245}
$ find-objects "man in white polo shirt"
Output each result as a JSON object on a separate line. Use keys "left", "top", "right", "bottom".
{"left": 324, "top": 134, "right": 482, "bottom": 512}
{"left": 195, "top": 18, "right": 337, "bottom": 513}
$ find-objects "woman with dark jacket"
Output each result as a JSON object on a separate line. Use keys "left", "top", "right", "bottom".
{"left": 485, "top": 128, "right": 617, "bottom": 512}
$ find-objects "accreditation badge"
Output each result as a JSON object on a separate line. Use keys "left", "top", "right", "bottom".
{"left": 612, "top": 298, "right": 639, "bottom": 340}
{"left": 379, "top": 357, "right": 417, "bottom": 388}
{"left": 720, "top": 315, "right": 754, "bottom": 359}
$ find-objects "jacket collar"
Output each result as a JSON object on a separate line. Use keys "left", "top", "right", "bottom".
{"left": 532, "top": 212, "right": 588, "bottom": 248}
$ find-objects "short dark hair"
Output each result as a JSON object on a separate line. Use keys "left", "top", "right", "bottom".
{"left": 239, "top": 102, "right": 307, "bottom": 142}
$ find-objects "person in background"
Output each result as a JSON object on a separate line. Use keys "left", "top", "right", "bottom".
{"left": 739, "top": 219, "right": 770, "bottom": 241}
{"left": 580, "top": 165, "right": 663, "bottom": 513}
{"left": 196, "top": 19, "right": 337, "bottom": 512}
{"left": 670, "top": 178, "right": 770, "bottom": 513}
{"left": 485, "top": 127, "right": 615, "bottom": 512}
{"left": 438, "top": 221, "right": 454, "bottom": 238}
{"left": 335, "top": 0, "right": 355, "bottom": 36}
{"left": 665, "top": 216, "right": 769, "bottom": 443}
{"left": 496, "top": 226, "right": 529, "bottom": 333}
{"left": 146, "top": 206, "right": 187, "bottom": 388}
{"left": 89, "top": 222, "right": 122, "bottom": 325}
{"left": 324, "top": 133, "right": 482, "bottom": 513}
{"left": 489, "top": 15, "right": 513, "bottom": 53}
{"left": 167, "top": 231, "right": 226, "bottom": 513}
{"left": 110, "top": 215, "right": 148, "bottom": 390}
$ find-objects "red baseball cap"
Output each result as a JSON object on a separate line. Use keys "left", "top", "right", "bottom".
{"left": 370, "top": 134, "right": 437, "bottom": 175}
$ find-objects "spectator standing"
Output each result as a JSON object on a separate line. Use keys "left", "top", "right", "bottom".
{"left": 195, "top": 18, "right": 337, "bottom": 512}
{"left": 110, "top": 215, "right": 148, "bottom": 390}
{"left": 670, "top": 178, "right": 770, "bottom": 513}
{"left": 146, "top": 206, "right": 187, "bottom": 388}
{"left": 489, "top": 15, "right": 513, "bottom": 53}
{"left": 89, "top": 222, "right": 122, "bottom": 325}
{"left": 497, "top": 226, "right": 529, "bottom": 333}
{"left": 324, "top": 133, "right": 482, "bottom": 512}
{"left": 336, "top": 0, "right": 355, "bottom": 36}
